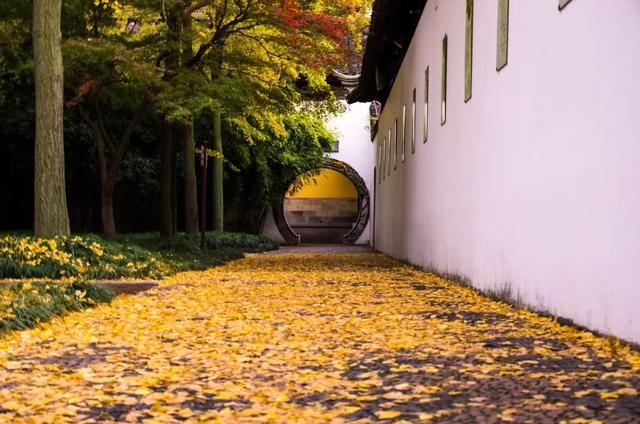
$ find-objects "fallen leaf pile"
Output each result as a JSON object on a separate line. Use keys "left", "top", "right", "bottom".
{"left": 0, "top": 253, "right": 638, "bottom": 422}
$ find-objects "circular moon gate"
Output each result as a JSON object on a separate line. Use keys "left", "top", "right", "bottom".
{"left": 273, "top": 159, "right": 370, "bottom": 245}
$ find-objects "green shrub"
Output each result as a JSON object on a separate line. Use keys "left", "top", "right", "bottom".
{"left": 119, "top": 232, "right": 279, "bottom": 273}
{"left": 119, "top": 232, "right": 279, "bottom": 252}
{"left": 205, "top": 231, "right": 280, "bottom": 251}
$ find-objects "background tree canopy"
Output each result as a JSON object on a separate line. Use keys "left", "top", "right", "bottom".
{"left": 0, "top": 0, "right": 371, "bottom": 235}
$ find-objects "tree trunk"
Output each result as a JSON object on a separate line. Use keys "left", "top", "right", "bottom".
{"left": 78, "top": 96, "right": 153, "bottom": 240}
{"left": 180, "top": 11, "right": 199, "bottom": 234}
{"left": 33, "top": 0, "right": 70, "bottom": 237}
{"left": 172, "top": 140, "right": 178, "bottom": 234}
{"left": 212, "top": 110, "right": 224, "bottom": 232}
{"left": 183, "top": 119, "right": 199, "bottom": 233}
{"left": 159, "top": 117, "right": 175, "bottom": 237}
{"left": 158, "top": 6, "right": 181, "bottom": 238}
{"left": 101, "top": 179, "right": 116, "bottom": 239}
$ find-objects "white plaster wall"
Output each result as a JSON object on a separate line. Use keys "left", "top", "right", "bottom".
{"left": 262, "top": 101, "right": 376, "bottom": 245}
{"left": 327, "top": 102, "right": 376, "bottom": 245}
{"left": 374, "top": 0, "right": 640, "bottom": 343}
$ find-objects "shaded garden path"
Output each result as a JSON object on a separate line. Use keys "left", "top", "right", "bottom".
{"left": 1, "top": 251, "right": 639, "bottom": 422}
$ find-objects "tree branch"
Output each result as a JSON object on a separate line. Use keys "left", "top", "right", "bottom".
{"left": 90, "top": 93, "right": 115, "bottom": 152}
{"left": 78, "top": 104, "right": 108, "bottom": 185}
{"left": 185, "top": 1, "right": 209, "bottom": 17}
{"left": 111, "top": 96, "right": 155, "bottom": 175}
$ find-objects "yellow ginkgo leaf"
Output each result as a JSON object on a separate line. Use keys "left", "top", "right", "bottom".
{"left": 343, "top": 406, "right": 361, "bottom": 414}
{"left": 599, "top": 392, "right": 619, "bottom": 400}
{"left": 1, "top": 401, "right": 21, "bottom": 411}
{"left": 616, "top": 387, "right": 638, "bottom": 396}
{"left": 274, "top": 393, "right": 289, "bottom": 402}
{"left": 176, "top": 408, "right": 194, "bottom": 418}
{"left": 215, "top": 392, "right": 236, "bottom": 401}
{"left": 376, "top": 410, "right": 402, "bottom": 419}
{"left": 383, "top": 391, "right": 411, "bottom": 400}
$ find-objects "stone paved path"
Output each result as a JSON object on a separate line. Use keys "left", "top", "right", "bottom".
{"left": 1, "top": 251, "right": 639, "bottom": 423}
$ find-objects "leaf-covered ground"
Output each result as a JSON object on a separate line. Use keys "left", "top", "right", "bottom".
{"left": 1, "top": 252, "right": 639, "bottom": 423}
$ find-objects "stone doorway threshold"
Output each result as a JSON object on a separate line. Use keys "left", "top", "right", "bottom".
{"left": 267, "top": 245, "right": 375, "bottom": 254}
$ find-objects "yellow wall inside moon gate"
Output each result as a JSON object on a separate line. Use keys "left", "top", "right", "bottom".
{"left": 287, "top": 169, "right": 357, "bottom": 199}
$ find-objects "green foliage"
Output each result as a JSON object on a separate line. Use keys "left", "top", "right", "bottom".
{"left": 205, "top": 232, "right": 279, "bottom": 251}
{"left": 0, "top": 281, "right": 115, "bottom": 334}
{"left": 224, "top": 110, "right": 335, "bottom": 200}
{"left": 0, "top": 233, "right": 279, "bottom": 280}
{"left": 63, "top": 37, "right": 157, "bottom": 110}
{"left": 0, "top": 2, "right": 32, "bottom": 104}
{"left": 219, "top": 109, "right": 336, "bottom": 232}
{"left": 0, "top": 0, "right": 369, "bottom": 236}
{"left": 119, "top": 232, "right": 279, "bottom": 252}
{"left": 0, "top": 234, "right": 165, "bottom": 280}
{"left": 118, "top": 232, "right": 279, "bottom": 271}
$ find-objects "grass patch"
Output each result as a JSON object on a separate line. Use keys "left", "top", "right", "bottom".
{"left": 0, "top": 281, "right": 115, "bottom": 334}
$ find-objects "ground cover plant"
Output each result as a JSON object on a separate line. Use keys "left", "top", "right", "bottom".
{"left": 0, "top": 232, "right": 278, "bottom": 335}
{"left": 0, "top": 234, "right": 163, "bottom": 280}
{"left": 0, "top": 281, "right": 114, "bottom": 335}
{"left": 0, "top": 232, "right": 279, "bottom": 280}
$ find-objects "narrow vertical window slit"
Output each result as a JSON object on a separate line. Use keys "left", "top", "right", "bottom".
{"left": 424, "top": 67, "right": 429, "bottom": 142}
{"left": 402, "top": 105, "right": 406, "bottom": 162}
{"left": 412, "top": 88, "right": 416, "bottom": 153}
{"left": 394, "top": 119, "right": 398, "bottom": 169}
{"left": 441, "top": 35, "right": 448, "bottom": 126}
{"left": 465, "top": 0, "right": 474, "bottom": 102}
